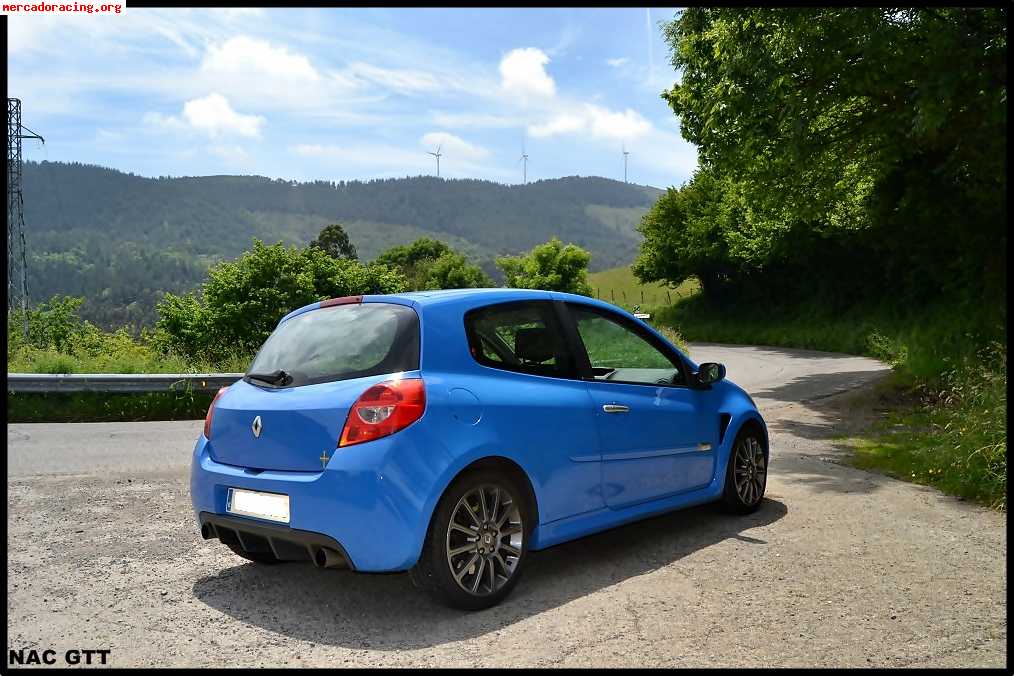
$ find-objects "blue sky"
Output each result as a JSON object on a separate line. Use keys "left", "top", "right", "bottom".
{"left": 8, "top": 7, "right": 698, "bottom": 189}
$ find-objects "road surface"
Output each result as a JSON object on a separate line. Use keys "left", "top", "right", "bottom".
{"left": 6, "top": 344, "right": 1006, "bottom": 667}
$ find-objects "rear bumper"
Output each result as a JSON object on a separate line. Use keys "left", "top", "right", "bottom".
{"left": 199, "top": 512, "right": 354, "bottom": 569}
{"left": 190, "top": 435, "right": 432, "bottom": 572}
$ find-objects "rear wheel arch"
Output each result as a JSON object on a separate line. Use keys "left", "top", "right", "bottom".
{"left": 411, "top": 456, "right": 539, "bottom": 608}
{"left": 440, "top": 456, "right": 540, "bottom": 532}
{"left": 417, "top": 455, "right": 540, "bottom": 560}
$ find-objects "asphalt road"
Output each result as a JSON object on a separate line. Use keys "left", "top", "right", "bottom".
{"left": 6, "top": 344, "right": 1007, "bottom": 667}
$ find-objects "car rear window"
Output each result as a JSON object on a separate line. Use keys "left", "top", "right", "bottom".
{"left": 246, "top": 303, "right": 419, "bottom": 388}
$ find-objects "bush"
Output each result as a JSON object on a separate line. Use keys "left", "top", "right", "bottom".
{"left": 853, "top": 342, "right": 1006, "bottom": 510}
{"left": 154, "top": 240, "right": 407, "bottom": 359}
{"left": 374, "top": 238, "right": 491, "bottom": 291}
{"left": 655, "top": 293, "right": 1006, "bottom": 509}
{"left": 7, "top": 294, "right": 251, "bottom": 376}
{"left": 496, "top": 237, "right": 593, "bottom": 295}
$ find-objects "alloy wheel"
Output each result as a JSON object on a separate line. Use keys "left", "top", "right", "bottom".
{"left": 445, "top": 484, "right": 524, "bottom": 596}
{"left": 733, "top": 435, "right": 766, "bottom": 505}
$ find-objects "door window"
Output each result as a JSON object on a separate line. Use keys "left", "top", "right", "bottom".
{"left": 464, "top": 301, "right": 575, "bottom": 378}
{"left": 569, "top": 305, "right": 686, "bottom": 386}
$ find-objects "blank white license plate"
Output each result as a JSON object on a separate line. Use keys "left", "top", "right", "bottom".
{"left": 227, "top": 488, "right": 290, "bottom": 523}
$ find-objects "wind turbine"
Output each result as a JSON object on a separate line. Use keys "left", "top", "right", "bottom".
{"left": 519, "top": 139, "right": 529, "bottom": 184}
{"left": 427, "top": 144, "right": 442, "bottom": 178}
{"left": 622, "top": 143, "right": 630, "bottom": 183}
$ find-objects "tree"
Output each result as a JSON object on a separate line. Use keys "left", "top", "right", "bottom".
{"left": 423, "top": 252, "right": 494, "bottom": 290}
{"left": 632, "top": 168, "right": 745, "bottom": 300}
{"left": 309, "top": 223, "right": 358, "bottom": 261}
{"left": 646, "top": 7, "right": 1007, "bottom": 305}
{"left": 153, "top": 240, "right": 405, "bottom": 359}
{"left": 374, "top": 237, "right": 491, "bottom": 290}
{"left": 496, "top": 237, "right": 593, "bottom": 296}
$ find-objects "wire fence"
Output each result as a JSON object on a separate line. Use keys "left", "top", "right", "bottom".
{"left": 592, "top": 287, "right": 692, "bottom": 309}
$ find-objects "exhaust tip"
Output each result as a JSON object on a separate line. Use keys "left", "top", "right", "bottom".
{"left": 200, "top": 524, "right": 213, "bottom": 540}
{"left": 314, "top": 547, "right": 346, "bottom": 569}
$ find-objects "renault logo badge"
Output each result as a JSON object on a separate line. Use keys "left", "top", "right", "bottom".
{"left": 251, "top": 415, "right": 262, "bottom": 438}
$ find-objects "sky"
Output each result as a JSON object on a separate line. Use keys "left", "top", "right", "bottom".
{"left": 7, "top": 7, "right": 698, "bottom": 189}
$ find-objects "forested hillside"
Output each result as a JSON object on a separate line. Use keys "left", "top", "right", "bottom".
{"left": 20, "top": 161, "right": 661, "bottom": 328}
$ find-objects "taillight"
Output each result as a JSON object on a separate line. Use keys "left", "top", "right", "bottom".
{"left": 339, "top": 379, "right": 426, "bottom": 447}
{"left": 204, "top": 386, "right": 228, "bottom": 440}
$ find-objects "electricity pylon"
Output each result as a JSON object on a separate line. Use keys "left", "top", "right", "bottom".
{"left": 7, "top": 98, "right": 44, "bottom": 337}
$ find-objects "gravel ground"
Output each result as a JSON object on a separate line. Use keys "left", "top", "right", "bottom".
{"left": 6, "top": 344, "right": 1006, "bottom": 667}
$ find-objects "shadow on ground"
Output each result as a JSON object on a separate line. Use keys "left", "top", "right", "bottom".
{"left": 751, "top": 370, "right": 889, "bottom": 407}
{"left": 193, "top": 498, "right": 787, "bottom": 649}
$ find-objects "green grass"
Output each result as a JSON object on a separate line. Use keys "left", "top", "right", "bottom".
{"left": 652, "top": 294, "right": 1002, "bottom": 380}
{"left": 8, "top": 390, "right": 216, "bottom": 423}
{"left": 8, "top": 346, "right": 251, "bottom": 375}
{"left": 651, "top": 292, "right": 1006, "bottom": 510}
{"left": 588, "top": 265, "right": 699, "bottom": 310}
{"left": 849, "top": 345, "right": 1006, "bottom": 510}
{"left": 7, "top": 299, "right": 251, "bottom": 422}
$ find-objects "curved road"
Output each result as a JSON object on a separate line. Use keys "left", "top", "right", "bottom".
{"left": 6, "top": 344, "right": 1006, "bottom": 667}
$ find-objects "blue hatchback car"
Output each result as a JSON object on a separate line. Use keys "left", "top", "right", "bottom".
{"left": 191, "top": 289, "right": 768, "bottom": 609}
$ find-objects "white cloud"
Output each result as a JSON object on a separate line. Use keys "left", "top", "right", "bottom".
{"left": 344, "top": 62, "right": 444, "bottom": 95}
{"left": 607, "top": 57, "right": 629, "bottom": 68}
{"left": 499, "top": 47, "right": 556, "bottom": 101}
{"left": 430, "top": 112, "right": 521, "bottom": 129}
{"left": 527, "top": 104, "right": 652, "bottom": 141}
{"left": 202, "top": 35, "right": 320, "bottom": 83}
{"left": 195, "top": 35, "right": 358, "bottom": 110}
{"left": 142, "top": 111, "right": 188, "bottom": 132}
{"left": 183, "top": 94, "right": 265, "bottom": 137}
{"left": 529, "top": 113, "right": 585, "bottom": 138}
{"left": 419, "top": 132, "right": 490, "bottom": 160}
{"left": 147, "top": 94, "right": 265, "bottom": 138}
{"left": 585, "top": 105, "right": 652, "bottom": 139}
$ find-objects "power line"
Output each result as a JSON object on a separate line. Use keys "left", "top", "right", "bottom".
{"left": 7, "top": 98, "right": 45, "bottom": 337}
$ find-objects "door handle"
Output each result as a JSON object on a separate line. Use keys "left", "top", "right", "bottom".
{"left": 602, "top": 404, "right": 630, "bottom": 414}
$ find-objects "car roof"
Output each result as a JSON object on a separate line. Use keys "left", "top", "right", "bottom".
{"left": 279, "top": 288, "right": 640, "bottom": 324}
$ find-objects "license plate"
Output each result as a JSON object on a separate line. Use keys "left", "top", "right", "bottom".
{"left": 227, "top": 488, "right": 290, "bottom": 523}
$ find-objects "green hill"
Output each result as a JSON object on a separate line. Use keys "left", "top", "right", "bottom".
{"left": 20, "top": 161, "right": 663, "bottom": 328}
{"left": 588, "top": 265, "right": 699, "bottom": 309}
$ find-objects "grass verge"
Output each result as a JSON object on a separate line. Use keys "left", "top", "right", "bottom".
{"left": 651, "top": 295, "right": 1006, "bottom": 510}
{"left": 8, "top": 390, "right": 216, "bottom": 423}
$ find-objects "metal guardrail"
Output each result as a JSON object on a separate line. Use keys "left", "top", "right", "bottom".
{"left": 7, "top": 373, "right": 244, "bottom": 393}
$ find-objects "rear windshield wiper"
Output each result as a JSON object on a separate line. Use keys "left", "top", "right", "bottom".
{"left": 245, "top": 369, "right": 292, "bottom": 387}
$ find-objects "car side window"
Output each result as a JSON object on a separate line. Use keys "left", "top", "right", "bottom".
{"left": 464, "top": 301, "right": 576, "bottom": 378}
{"left": 569, "top": 304, "right": 686, "bottom": 386}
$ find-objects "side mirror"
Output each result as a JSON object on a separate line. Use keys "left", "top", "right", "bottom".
{"left": 696, "top": 362, "right": 726, "bottom": 386}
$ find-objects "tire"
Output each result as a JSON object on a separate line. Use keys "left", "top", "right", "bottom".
{"left": 410, "top": 469, "right": 530, "bottom": 610}
{"left": 720, "top": 426, "right": 768, "bottom": 514}
{"left": 225, "top": 541, "right": 281, "bottom": 564}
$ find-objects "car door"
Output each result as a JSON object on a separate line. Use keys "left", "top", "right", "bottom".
{"left": 563, "top": 302, "right": 716, "bottom": 509}
{"left": 461, "top": 300, "right": 605, "bottom": 523}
